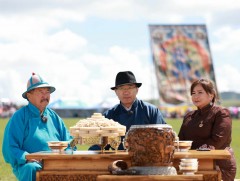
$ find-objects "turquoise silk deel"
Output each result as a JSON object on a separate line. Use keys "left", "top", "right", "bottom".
{"left": 2, "top": 102, "right": 71, "bottom": 181}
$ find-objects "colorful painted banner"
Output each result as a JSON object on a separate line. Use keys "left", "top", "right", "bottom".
{"left": 149, "top": 25, "right": 217, "bottom": 104}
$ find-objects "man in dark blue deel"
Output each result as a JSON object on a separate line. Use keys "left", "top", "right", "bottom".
{"left": 89, "top": 71, "right": 166, "bottom": 150}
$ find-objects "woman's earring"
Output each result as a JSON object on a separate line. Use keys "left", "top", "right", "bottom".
{"left": 210, "top": 102, "right": 213, "bottom": 106}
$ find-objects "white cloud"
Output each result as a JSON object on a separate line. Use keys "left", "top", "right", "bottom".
{"left": 0, "top": 0, "right": 240, "bottom": 107}
{"left": 47, "top": 29, "right": 87, "bottom": 53}
{"left": 212, "top": 27, "right": 240, "bottom": 53}
{"left": 215, "top": 65, "right": 240, "bottom": 93}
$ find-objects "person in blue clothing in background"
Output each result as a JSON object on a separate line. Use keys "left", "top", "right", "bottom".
{"left": 2, "top": 73, "right": 72, "bottom": 181}
{"left": 89, "top": 71, "right": 166, "bottom": 151}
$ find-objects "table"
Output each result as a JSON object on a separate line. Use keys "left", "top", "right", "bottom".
{"left": 97, "top": 175, "right": 204, "bottom": 181}
{"left": 26, "top": 150, "right": 230, "bottom": 181}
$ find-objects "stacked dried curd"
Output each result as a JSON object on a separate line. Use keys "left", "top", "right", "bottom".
{"left": 70, "top": 113, "right": 126, "bottom": 138}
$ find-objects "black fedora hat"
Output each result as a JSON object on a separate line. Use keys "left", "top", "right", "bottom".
{"left": 111, "top": 71, "right": 142, "bottom": 90}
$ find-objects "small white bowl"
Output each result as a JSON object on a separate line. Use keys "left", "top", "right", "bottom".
{"left": 180, "top": 158, "right": 198, "bottom": 163}
{"left": 179, "top": 165, "right": 198, "bottom": 170}
{"left": 180, "top": 162, "right": 198, "bottom": 167}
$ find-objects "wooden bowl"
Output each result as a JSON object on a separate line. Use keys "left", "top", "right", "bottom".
{"left": 48, "top": 141, "right": 69, "bottom": 152}
{"left": 174, "top": 141, "right": 192, "bottom": 152}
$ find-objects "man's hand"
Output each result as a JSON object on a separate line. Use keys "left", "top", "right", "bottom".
{"left": 26, "top": 159, "right": 42, "bottom": 164}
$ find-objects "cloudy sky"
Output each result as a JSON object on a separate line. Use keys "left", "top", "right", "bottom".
{"left": 0, "top": 0, "right": 240, "bottom": 107}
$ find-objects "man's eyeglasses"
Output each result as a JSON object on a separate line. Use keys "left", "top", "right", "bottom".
{"left": 116, "top": 85, "right": 137, "bottom": 91}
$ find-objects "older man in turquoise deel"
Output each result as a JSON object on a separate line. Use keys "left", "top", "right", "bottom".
{"left": 2, "top": 73, "right": 72, "bottom": 181}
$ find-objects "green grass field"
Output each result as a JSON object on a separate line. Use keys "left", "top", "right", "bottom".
{"left": 0, "top": 118, "right": 239, "bottom": 180}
